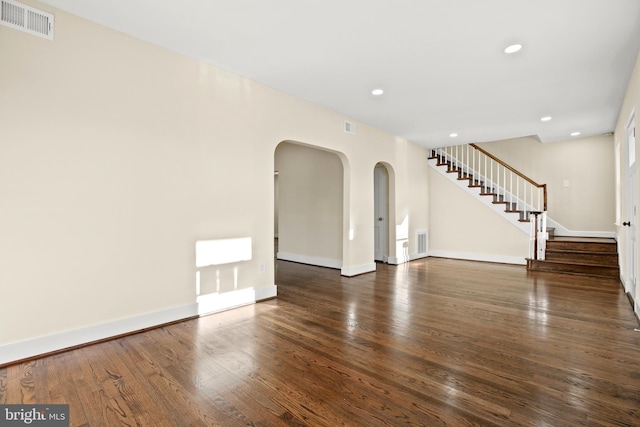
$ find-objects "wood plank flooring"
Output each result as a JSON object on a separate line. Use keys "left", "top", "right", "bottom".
{"left": 2, "top": 257, "right": 640, "bottom": 426}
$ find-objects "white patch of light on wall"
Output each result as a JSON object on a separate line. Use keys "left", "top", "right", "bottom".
{"left": 196, "top": 237, "right": 252, "bottom": 267}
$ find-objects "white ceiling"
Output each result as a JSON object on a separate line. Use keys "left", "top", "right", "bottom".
{"left": 39, "top": 0, "right": 640, "bottom": 148}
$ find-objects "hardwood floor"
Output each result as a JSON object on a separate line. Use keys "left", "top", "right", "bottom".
{"left": 2, "top": 257, "right": 640, "bottom": 426}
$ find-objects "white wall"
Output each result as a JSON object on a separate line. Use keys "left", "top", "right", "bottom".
{"left": 0, "top": 1, "right": 430, "bottom": 364}
{"left": 479, "top": 135, "right": 616, "bottom": 234}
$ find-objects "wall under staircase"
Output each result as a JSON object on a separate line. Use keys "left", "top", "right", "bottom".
{"left": 427, "top": 151, "right": 531, "bottom": 265}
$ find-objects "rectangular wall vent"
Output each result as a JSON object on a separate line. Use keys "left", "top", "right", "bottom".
{"left": 417, "top": 230, "right": 428, "bottom": 255}
{"left": 344, "top": 121, "right": 356, "bottom": 135}
{"left": 1, "top": 0, "right": 54, "bottom": 40}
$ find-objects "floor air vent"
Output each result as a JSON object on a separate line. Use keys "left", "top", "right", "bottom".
{"left": 1, "top": 0, "right": 54, "bottom": 40}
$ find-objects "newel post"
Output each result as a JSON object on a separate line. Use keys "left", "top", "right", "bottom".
{"left": 529, "top": 211, "right": 547, "bottom": 263}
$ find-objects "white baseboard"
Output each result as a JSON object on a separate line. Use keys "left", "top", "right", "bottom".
{"left": 409, "top": 253, "right": 429, "bottom": 261}
{"left": 341, "top": 262, "right": 376, "bottom": 276}
{"left": 255, "top": 284, "right": 278, "bottom": 301}
{"left": 197, "top": 285, "right": 277, "bottom": 316}
{"left": 276, "top": 251, "right": 376, "bottom": 277}
{"left": 277, "top": 252, "right": 342, "bottom": 269}
{"left": 0, "top": 285, "right": 278, "bottom": 366}
{"left": 428, "top": 250, "right": 526, "bottom": 265}
{"left": 389, "top": 252, "right": 426, "bottom": 264}
{"left": 0, "top": 303, "right": 198, "bottom": 366}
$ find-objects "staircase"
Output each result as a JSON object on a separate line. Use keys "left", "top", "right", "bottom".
{"left": 527, "top": 237, "right": 619, "bottom": 278}
{"left": 428, "top": 146, "right": 546, "bottom": 224}
{"left": 429, "top": 144, "right": 620, "bottom": 279}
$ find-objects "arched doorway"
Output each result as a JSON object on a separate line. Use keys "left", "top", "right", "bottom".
{"left": 274, "top": 141, "right": 344, "bottom": 270}
{"left": 374, "top": 163, "right": 390, "bottom": 262}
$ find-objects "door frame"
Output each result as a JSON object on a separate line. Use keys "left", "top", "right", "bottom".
{"left": 625, "top": 110, "right": 637, "bottom": 300}
{"left": 374, "top": 164, "right": 389, "bottom": 262}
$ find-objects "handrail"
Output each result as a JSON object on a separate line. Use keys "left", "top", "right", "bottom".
{"left": 470, "top": 143, "right": 547, "bottom": 211}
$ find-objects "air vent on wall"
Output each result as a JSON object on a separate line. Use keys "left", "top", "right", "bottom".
{"left": 417, "top": 230, "right": 428, "bottom": 255}
{"left": 344, "top": 121, "right": 356, "bottom": 135}
{"left": 1, "top": 0, "right": 54, "bottom": 40}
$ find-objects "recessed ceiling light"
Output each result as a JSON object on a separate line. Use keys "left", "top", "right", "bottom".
{"left": 371, "top": 88, "right": 384, "bottom": 96}
{"left": 504, "top": 44, "right": 523, "bottom": 54}
{"left": 571, "top": 132, "right": 581, "bottom": 137}
{"left": 541, "top": 116, "right": 552, "bottom": 122}
{"left": 449, "top": 133, "right": 458, "bottom": 138}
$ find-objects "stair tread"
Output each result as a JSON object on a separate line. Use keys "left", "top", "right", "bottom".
{"left": 530, "top": 258, "right": 619, "bottom": 269}
{"left": 546, "top": 238, "right": 617, "bottom": 253}
{"left": 546, "top": 249, "right": 618, "bottom": 255}
{"left": 548, "top": 237, "right": 616, "bottom": 244}
{"left": 545, "top": 256, "right": 618, "bottom": 266}
{"left": 526, "top": 267, "right": 619, "bottom": 278}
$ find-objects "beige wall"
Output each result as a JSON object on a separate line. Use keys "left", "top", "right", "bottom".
{"left": 615, "top": 49, "right": 640, "bottom": 315}
{"left": 0, "top": 1, "right": 430, "bottom": 360}
{"left": 479, "top": 135, "right": 616, "bottom": 233}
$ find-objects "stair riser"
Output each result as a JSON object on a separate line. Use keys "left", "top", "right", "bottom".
{"left": 544, "top": 252, "right": 619, "bottom": 266}
{"left": 527, "top": 260, "right": 619, "bottom": 278}
{"left": 546, "top": 241, "right": 617, "bottom": 252}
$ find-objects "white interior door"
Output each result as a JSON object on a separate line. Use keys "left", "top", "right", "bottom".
{"left": 374, "top": 165, "right": 389, "bottom": 262}
{"left": 626, "top": 116, "right": 637, "bottom": 297}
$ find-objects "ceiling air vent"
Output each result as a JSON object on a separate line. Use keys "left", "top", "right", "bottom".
{"left": 1, "top": 0, "right": 54, "bottom": 40}
{"left": 344, "top": 121, "right": 356, "bottom": 135}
